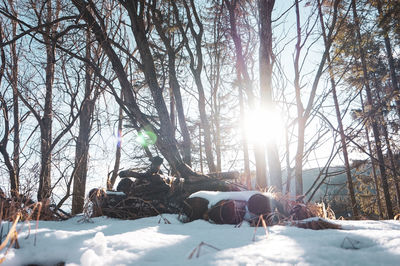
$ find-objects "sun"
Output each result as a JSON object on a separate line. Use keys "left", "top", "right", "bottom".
{"left": 242, "top": 107, "right": 284, "bottom": 145}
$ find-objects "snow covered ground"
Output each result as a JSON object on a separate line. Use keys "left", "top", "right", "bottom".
{"left": 1, "top": 215, "right": 400, "bottom": 266}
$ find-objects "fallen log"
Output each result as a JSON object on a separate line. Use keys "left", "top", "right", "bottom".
{"left": 116, "top": 176, "right": 170, "bottom": 200}
{"left": 117, "top": 171, "right": 236, "bottom": 201}
{"left": 182, "top": 191, "right": 339, "bottom": 229}
{"left": 183, "top": 191, "right": 267, "bottom": 224}
{"left": 291, "top": 218, "right": 341, "bottom": 230}
{"left": 183, "top": 197, "right": 209, "bottom": 221}
{"left": 247, "top": 193, "right": 286, "bottom": 216}
{"left": 90, "top": 168, "right": 239, "bottom": 220}
{"left": 89, "top": 189, "right": 181, "bottom": 220}
{"left": 183, "top": 175, "right": 237, "bottom": 196}
{"left": 207, "top": 200, "right": 246, "bottom": 224}
{"left": 206, "top": 171, "right": 240, "bottom": 180}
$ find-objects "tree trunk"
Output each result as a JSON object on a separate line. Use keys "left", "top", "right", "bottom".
{"left": 150, "top": 4, "right": 193, "bottom": 167}
{"left": 317, "top": 0, "right": 359, "bottom": 218}
{"left": 293, "top": 0, "right": 340, "bottom": 195}
{"left": 175, "top": 0, "right": 216, "bottom": 173}
{"left": 359, "top": 94, "right": 384, "bottom": 219}
{"left": 285, "top": 125, "right": 292, "bottom": 194}
{"left": 0, "top": 41, "right": 17, "bottom": 193}
{"left": 381, "top": 119, "right": 400, "bottom": 210}
{"left": 108, "top": 91, "right": 124, "bottom": 191}
{"left": 38, "top": 1, "right": 56, "bottom": 201}
{"left": 124, "top": 1, "right": 193, "bottom": 175}
{"left": 351, "top": 0, "right": 394, "bottom": 219}
{"left": 259, "top": 0, "right": 282, "bottom": 191}
{"left": 225, "top": 0, "right": 267, "bottom": 189}
{"left": 9, "top": 0, "right": 20, "bottom": 196}
{"left": 238, "top": 77, "right": 251, "bottom": 189}
{"left": 294, "top": 118, "right": 305, "bottom": 195}
{"left": 71, "top": 28, "right": 94, "bottom": 215}
{"left": 169, "top": 60, "right": 192, "bottom": 166}
{"left": 212, "top": 62, "right": 222, "bottom": 173}
{"left": 375, "top": 86, "right": 400, "bottom": 210}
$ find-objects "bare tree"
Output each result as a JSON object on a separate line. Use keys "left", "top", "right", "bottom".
{"left": 71, "top": 28, "right": 97, "bottom": 215}
{"left": 317, "top": 0, "right": 359, "bottom": 218}
{"left": 6, "top": 0, "right": 20, "bottom": 196}
{"left": 36, "top": 0, "right": 61, "bottom": 201}
{"left": 71, "top": 0, "right": 197, "bottom": 178}
{"left": 150, "top": 2, "right": 192, "bottom": 167}
{"left": 259, "top": 0, "right": 282, "bottom": 191}
{"left": 171, "top": 0, "right": 216, "bottom": 172}
{"left": 107, "top": 91, "right": 124, "bottom": 190}
{"left": 225, "top": 0, "right": 267, "bottom": 189}
{"left": 0, "top": 26, "right": 18, "bottom": 196}
{"left": 292, "top": 0, "right": 339, "bottom": 195}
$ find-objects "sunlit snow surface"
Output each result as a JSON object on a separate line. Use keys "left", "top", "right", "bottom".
{"left": 1, "top": 215, "right": 400, "bottom": 265}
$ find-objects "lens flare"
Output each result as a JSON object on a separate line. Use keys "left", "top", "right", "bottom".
{"left": 116, "top": 129, "right": 122, "bottom": 148}
{"left": 136, "top": 130, "right": 157, "bottom": 147}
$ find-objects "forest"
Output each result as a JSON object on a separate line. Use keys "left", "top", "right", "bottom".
{"left": 0, "top": 0, "right": 400, "bottom": 222}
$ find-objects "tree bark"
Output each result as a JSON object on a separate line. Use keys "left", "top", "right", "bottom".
{"left": 294, "top": 0, "right": 304, "bottom": 195}
{"left": 151, "top": 3, "right": 192, "bottom": 167}
{"left": 38, "top": 0, "right": 58, "bottom": 201}
{"left": 9, "top": 0, "right": 20, "bottom": 196}
{"left": 0, "top": 39, "right": 17, "bottom": 194}
{"left": 71, "top": 28, "right": 95, "bottom": 215}
{"left": 108, "top": 91, "right": 124, "bottom": 191}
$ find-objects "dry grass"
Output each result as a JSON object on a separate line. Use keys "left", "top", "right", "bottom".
{"left": 0, "top": 198, "right": 45, "bottom": 264}
{"left": 0, "top": 192, "right": 70, "bottom": 264}
{"left": 188, "top": 241, "right": 221, "bottom": 259}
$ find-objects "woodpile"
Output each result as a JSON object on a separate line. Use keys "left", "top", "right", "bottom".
{"left": 182, "top": 191, "right": 340, "bottom": 229}
{"left": 89, "top": 169, "right": 240, "bottom": 220}
{"left": 88, "top": 189, "right": 180, "bottom": 220}
{"left": 89, "top": 164, "right": 339, "bottom": 230}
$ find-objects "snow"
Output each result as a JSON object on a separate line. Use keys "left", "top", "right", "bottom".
{"left": 189, "top": 190, "right": 272, "bottom": 208}
{"left": 1, "top": 215, "right": 400, "bottom": 266}
{"left": 106, "top": 191, "right": 126, "bottom": 196}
